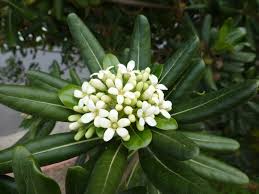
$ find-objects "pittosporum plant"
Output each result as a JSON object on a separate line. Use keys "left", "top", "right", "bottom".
{"left": 0, "top": 13, "right": 258, "bottom": 194}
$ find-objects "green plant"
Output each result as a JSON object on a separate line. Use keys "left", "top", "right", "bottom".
{"left": 0, "top": 13, "right": 258, "bottom": 194}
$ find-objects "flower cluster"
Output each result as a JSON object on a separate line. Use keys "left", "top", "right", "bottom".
{"left": 68, "top": 60, "right": 172, "bottom": 142}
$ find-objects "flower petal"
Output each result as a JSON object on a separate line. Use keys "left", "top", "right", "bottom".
{"left": 98, "top": 118, "right": 111, "bottom": 128}
{"left": 78, "top": 99, "right": 84, "bottom": 108}
{"left": 108, "top": 87, "right": 119, "bottom": 95}
{"left": 123, "top": 83, "right": 134, "bottom": 91}
{"left": 115, "top": 78, "right": 123, "bottom": 90}
{"left": 157, "top": 84, "right": 168, "bottom": 90}
{"left": 87, "top": 100, "right": 96, "bottom": 111}
{"left": 127, "top": 60, "right": 135, "bottom": 71}
{"left": 81, "top": 82, "right": 89, "bottom": 93}
{"left": 118, "top": 64, "right": 127, "bottom": 73}
{"left": 74, "top": 90, "right": 84, "bottom": 98}
{"left": 99, "top": 109, "right": 109, "bottom": 117}
{"left": 118, "top": 118, "right": 131, "bottom": 127}
{"left": 124, "top": 91, "right": 135, "bottom": 99}
{"left": 160, "top": 109, "right": 171, "bottom": 119}
{"left": 146, "top": 106, "right": 156, "bottom": 116}
{"left": 81, "top": 112, "right": 95, "bottom": 124}
{"left": 142, "top": 101, "right": 150, "bottom": 111}
{"left": 96, "top": 100, "right": 105, "bottom": 109}
{"left": 145, "top": 117, "right": 157, "bottom": 127}
{"left": 109, "top": 109, "right": 118, "bottom": 122}
{"left": 137, "top": 109, "right": 143, "bottom": 118}
{"left": 104, "top": 128, "right": 115, "bottom": 142}
{"left": 117, "top": 95, "right": 124, "bottom": 105}
{"left": 69, "top": 122, "right": 82, "bottom": 130}
{"left": 116, "top": 128, "right": 129, "bottom": 138}
{"left": 139, "top": 117, "right": 145, "bottom": 126}
{"left": 149, "top": 74, "right": 158, "bottom": 85}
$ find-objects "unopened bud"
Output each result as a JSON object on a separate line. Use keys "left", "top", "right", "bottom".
{"left": 128, "top": 114, "right": 136, "bottom": 122}
{"left": 124, "top": 106, "right": 133, "bottom": 115}
{"left": 136, "top": 82, "right": 144, "bottom": 92}
{"left": 115, "top": 104, "right": 123, "bottom": 111}
{"left": 137, "top": 100, "right": 143, "bottom": 107}
{"left": 68, "top": 114, "right": 81, "bottom": 122}
{"left": 105, "top": 79, "right": 114, "bottom": 88}
{"left": 101, "top": 95, "right": 111, "bottom": 103}
{"left": 90, "top": 79, "right": 107, "bottom": 91}
{"left": 85, "top": 126, "right": 95, "bottom": 139}
{"left": 124, "top": 98, "right": 131, "bottom": 105}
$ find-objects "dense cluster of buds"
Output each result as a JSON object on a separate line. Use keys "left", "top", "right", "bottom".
{"left": 68, "top": 60, "right": 172, "bottom": 142}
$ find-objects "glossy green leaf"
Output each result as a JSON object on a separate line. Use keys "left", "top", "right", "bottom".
{"left": 50, "top": 61, "right": 62, "bottom": 78}
{"left": 150, "top": 130, "right": 199, "bottom": 161}
{"left": 58, "top": 84, "right": 80, "bottom": 109}
{"left": 167, "top": 58, "right": 205, "bottom": 102}
{"left": 125, "top": 160, "right": 145, "bottom": 189}
{"left": 69, "top": 68, "right": 82, "bottom": 85}
{"left": 155, "top": 117, "right": 178, "bottom": 130}
{"left": 0, "top": 85, "right": 73, "bottom": 121}
{"left": 85, "top": 144, "right": 128, "bottom": 194}
{"left": 151, "top": 63, "right": 163, "bottom": 79}
{"left": 0, "top": 175, "right": 18, "bottom": 194}
{"left": 53, "top": 0, "right": 63, "bottom": 21}
{"left": 13, "top": 146, "right": 61, "bottom": 194}
{"left": 103, "top": 53, "right": 120, "bottom": 70}
{"left": 139, "top": 147, "right": 216, "bottom": 194}
{"left": 67, "top": 13, "right": 105, "bottom": 73}
{"left": 27, "top": 70, "right": 70, "bottom": 89}
{"left": 180, "top": 131, "right": 240, "bottom": 152}
{"left": 6, "top": 9, "right": 17, "bottom": 47}
{"left": 123, "top": 127, "right": 152, "bottom": 151}
{"left": 159, "top": 35, "right": 199, "bottom": 88}
{"left": 184, "top": 154, "right": 249, "bottom": 184}
{"left": 247, "top": 101, "right": 259, "bottom": 114}
{"left": 204, "top": 66, "right": 217, "bottom": 90}
{"left": 129, "top": 15, "right": 151, "bottom": 70}
{"left": 0, "top": 133, "right": 101, "bottom": 174}
{"left": 147, "top": 182, "right": 161, "bottom": 194}
{"left": 66, "top": 148, "right": 101, "bottom": 194}
{"left": 172, "top": 80, "right": 258, "bottom": 123}
{"left": 66, "top": 166, "right": 89, "bottom": 194}
{"left": 229, "top": 51, "right": 256, "bottom": 63}
{"left": 120, "top": 186, "right": 147, "bottom": 194}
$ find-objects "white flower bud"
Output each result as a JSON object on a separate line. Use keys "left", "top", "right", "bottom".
{"left": 142, "top": 72, "right": 149, "bottom": 82}
{"left": 96, "top": 92, "right": 105, "bottom": 98}
{"left": 101, "top": 95, "right": 112, "bottom": 103}
{"left": 85, "top": 126, "right": 95, "bottom": 139}
{"left": 74, "top": 128, "right": 86, "bottom": 141}
{"left": 90, "top": 95, "right": 99, "bottom": 103}
{"left": 124, "top": 106, "right": 133, "bottom": 115}
{"left": 90, "top": 79, "right": 107, "bottom": 91}
{"left": 124, "top": 98, "right": 131, "bottom": 105}
{"left": 115, "top": 104, "right": 123, "bottom": 111}
{"left": 136, "top": 82, "right": 144, "bottom": 92}
{"left": 69, "top": 122, "right": 82, "bottom": 130}
{"left": 128, "top": 114, "right": 136, "bottom": 122}
{"left": 68, "top": 114, "right": 81, "bottom": 122}
{"left": 122, "top": 134, "right": 130, "bottom": 141}
{"left": 74, "top": 90, "right": 84, "bottom": 98}
{"left": 137, "top": 100, "right": 143, "bottom": 107}
{"left": 143, "top": 82, "right": 149, "bottom": 90}
{"left": 105, "top": 79, "right": 114, "bottom": 88}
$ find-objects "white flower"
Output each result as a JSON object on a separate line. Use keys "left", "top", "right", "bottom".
{"left": 118, "top": 60, "right": 135, "bottom": 74}
{"left": 108, "top": 78, "right": 135, "bottom": 104}
{"left": 136, "top": 101, "right": 157, "bottom": 131}
{"left": 80, "top": 100, "right": 109, "bottom": 125}
{"left": 82, "top": 82, "right": 96, "bottom": 94}
{"left": 149, "top": 74, "right": 168, "bottom": 91}
{"left": 96, "top": 109, "right": 131, "bottom": 141}
{"left": 154, "top": 91, "right": 172, "bottom": 119}
{"left": 90, "top": 66, "right": 114, "bottom": 80}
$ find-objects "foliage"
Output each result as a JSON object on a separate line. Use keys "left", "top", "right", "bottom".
{"left": 0, "top": 12, "right": 258, "bottom": 194}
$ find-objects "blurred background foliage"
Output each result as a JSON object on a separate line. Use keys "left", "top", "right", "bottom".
{"left": 0, "top": 0, "right": 259, "bottom": 193}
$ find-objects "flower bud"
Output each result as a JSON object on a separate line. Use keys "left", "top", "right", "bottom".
{"left": 105, "top": 79, "right": 114, "bottom": 88}
{"left": 90, "top": 95, "right": 99, "bottom": 103}
{"left": 96, "top": 92, "right": 105, "bottom": 98}
{"left": 142, "top": 85, "right": 156, "bottom": 100}
{"left": 136, "top": 82, "right": 144, "bottom": 92}
{"left": 69, "top": 122, "right": 82, "bottom": 130}
{"left": 124, "top": 98, "right": 131, "bottom": 105}
{"left": 128, "top": 114, "right": 136, "bottom": 122}
{"left": 145, "top": 67, "right": 151, "bottom": 73}
{"left": 101, "top": 95, "right": 112, "bottom": 103}
{"left": 122, "top": 134, "right": 130, "bottom": 141}
{"left": 90, "top": 79, "right": 107, "bottom": 91}
{"left": 74, "top": 90, "right": 84, "bottom": 98}
{"left": 142, "top": 72, "right": 149, "bottom": 82}
{"left": 115, "top": 104, "right": 123, "bottom": 111}
{"left": 143, "top": 82, "right": 149, "bottom": 90}
{"left": 85, "top": 126, "right": 95, "bottom": 139}
{"left": 73, "top": 106, "right": 84, "bottom": 113}
{"left": 124, "top": 106, "right": 133, "bottom": 115}
{"left": 74, "top": 128, "right": 86, "bottom": 141}
{"left": 68, "top": 114, "right": 81, "bottom": 122}
{"left": 136, "top": 121, "right": 144, "bottom": 131}
{"left": 137, "top": 100, "right": 143, "bottom": 107}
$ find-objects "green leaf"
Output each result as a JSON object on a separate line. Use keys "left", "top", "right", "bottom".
{"left": 180, "top": 131, "right": 240, "bottom": 152}
{"left": 167, "top": 58, "right": 205, "bottom": 102}
{"left": 139, "top": 147, "right": 216, "bottom": 194}
{"left": 27, "top": 70, "right": 70, "bottom": 89}
{"left": 6, "top": 8, "right": 17, "bottom": 47}
{"left": 58, "top": 84, "right": 80, "bottom": 109}
{"left": 123, "top": 127, "right": 152, "bottom": 151}
{"left": 67, "top": 13, "right": 105, "bottom": 73}
{"left": 120, "top": 186, "right": 147, "bottom": 194}
{"left": 147, "top": 182, "right": 161, "bottom": 194}
{"left": 125, "top": 160, "right": 145, "bottom": 189}
{"left": 53, "top": 0, "right": 64, "bottom": 21}
{"left": 66, "top": 148, "right": 101, "bottom": 194}
{"left": 201, "top": 14, "right": 212, "bottom": 45}
{"left": 0, "top": 133, "right": 101, "bottom": 174}
{"left": 129, "top": 15, "right": 151, "bottom": 70}
{"left": 151, "top": 63, "right": 163, "bottom": 79}
{"left": 150, "top": 130, "right": 199, "bottom": 161}
{"left": 69, "top": 68, "right": 82, "bottom": 85}
{"left": 229, "top": 51, "right": 256, "bottom": 63}
{"left": 159, "top": 35, "right": 199, "bottom": 88}
{"left": 155, "top": 117, "right": 178, "bottom": 130}
{"left": 204, "top": 66, "right": 218, "bottom": 90}
{"left": 184, "top": 154, "right": 249, "bottom": 184}
{"left": 12, "top": 146, "right": 61, "bottom": 194}
{"left": 66, "top": 166, "right": 89, "bottom": 194}
{"left": 172, "top": 80, "right": 258, "bottom": 123}
{"left": 0, "top": 175, "right": 18, "bottom": 194}
{"left": 103, "top": 53, "right": 120, "bottom": 70}
{"left": 85, "top": 144, "right": 128, "bottom": 194}
{"left": 0, "top": 85, "right": 73, "bottom": 121}
{"left": 247, "top": 101, "right": 259, "bottom": 114}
